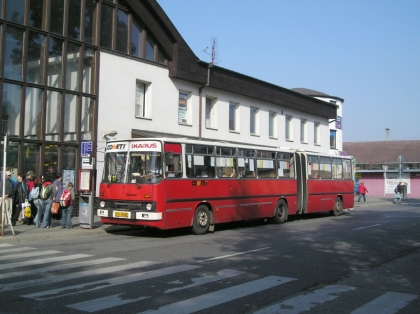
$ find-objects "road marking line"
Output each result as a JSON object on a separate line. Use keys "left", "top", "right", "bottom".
{"left": 254, "top": 285, "right": 356, "bottom": 314}
{"left": 0, "top": 254, "right": 92, "bottom": 271}
{"left": 0, "top": 250, "right": 61, "bottom": 261}
{"left": 26, "top": 264, "right": 200, "bottom": 301}
{"left": 140, "top": 276, "right": 295, "bottom": 314}
{"left": 68, "top": 294, "right": 150, "bottom": 313}
{"left": 0, "top": 247, "right": 37, "bottom": 253}
{"left": 4, "top": 261, "right": 159, "bottom": 293}
{"left": 351, "top": 291, "right": 418, "bottom": 314}
{"left": 353, "top": 224, "right": 380, "bottom": 231}
{"left": 0, "top": 244, "right": 15, "bottom": 248}
{"left": 0, "top": 257, "right": 124, "bottom": 280}
{"left": 198, "top": 247, "right": 270, "bottom": 263}
{"left": 164, "top": 269, "right": 245, "bottom": 294}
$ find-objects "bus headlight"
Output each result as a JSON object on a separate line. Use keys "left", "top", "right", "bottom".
{"left": 99, "top": 201, "right": 106, "bottom": 208}
{"left": 146, "top": 203, "right": 153, "bottom": 211}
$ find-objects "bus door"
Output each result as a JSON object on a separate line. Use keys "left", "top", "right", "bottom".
{"left": 295, "top": 152, "right": 308, "bottom": 214}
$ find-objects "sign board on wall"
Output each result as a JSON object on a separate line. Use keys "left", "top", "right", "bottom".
{"left": 385, "top": 173, "right": 410, "bottom": 194}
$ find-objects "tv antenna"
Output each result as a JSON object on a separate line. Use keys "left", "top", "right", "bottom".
{"left": 202, "top": 38, "right": 219, "bottom": 66}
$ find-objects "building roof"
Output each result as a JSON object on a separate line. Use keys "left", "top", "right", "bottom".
{"left": 343, "top": 141, "right": 420, "bottom": 164}
{"left": 292, "top": 88, "right": 344, "bottom": 103}
{"left": 126, "top": 0, "right": 337, "bottom": 119}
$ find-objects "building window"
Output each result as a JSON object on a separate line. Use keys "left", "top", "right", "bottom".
{"left": 135, "top": 81, "right": 149, "bottom": 118}
{"left": 131, "top": 21, "right": 143, "bottom": 58}
{"left": 229, "top": 102, "right": 238, "bottom": 132}
{"left": 285, "top": 115, "right": 293, "bottom": 141}
{"left": 6, "top": 0, "right": 25, "bottom": 24}
{"left": 330, "top": 130, "right": 337, "bottom": 149}
{"left": 3, "top": 83, "right": 22, "bottom": 137}
{"left": 269, "top": 112, "right": 277, "bottom": 138}
{"left": 250, "top": 107, "right": 259, "bottom": 135}
{"left": 100, "top": 3, "right": 113, "bottom": 49}
{"left": 178, "top": 92, "right": 189, "bottom": 125}
{"left": 314, "top": 122, "right": 320, "bottom": 145}
{"left": 116, "top": 9, "right": 129, "bottom": 53}
{"left": 64, "top": 94, "right": 78, "bottom": 142}
{"left": 4, "top": 26, "right": 24, "bottom": 81}
{"left": 46, "top": 91, "right": 61, "bottom": 141}
{"left": 300, "top": 119, "right": 307, "bottom": 143}
{"left": 50, "top": 0, "right": 64, "bottom": 35}
{"left": 84, "top": 0, "right": 97, "bottom": 44}
{"left": 47, "top": 37, "right": 64, "bottom": 88}
{"left": 205, "top": 97, "right": 217, "bottom": 129}
{"left": 145, "top": 36, "right": 155, "bottom": 61}
{"left": 24, "top": 87, "right": 42, "bottom": 139}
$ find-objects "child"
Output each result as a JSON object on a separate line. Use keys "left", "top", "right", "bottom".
{"left": 60, "top": 182, "right": 75, "bottom": 229}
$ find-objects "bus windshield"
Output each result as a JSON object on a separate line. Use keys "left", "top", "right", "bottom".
{"left": 102, "top": 151, "right": 163, "bottom": 184}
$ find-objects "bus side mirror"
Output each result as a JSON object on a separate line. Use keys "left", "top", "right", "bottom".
{"left": 165, "top": 152, "right": 174, "bottom": 166}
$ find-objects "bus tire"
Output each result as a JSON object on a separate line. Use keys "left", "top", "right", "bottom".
{"left": 271, "top": 199, "right": 288, "bottom": 224}
{"left": 192, "top": 205, "right": 210, "bottom": 235}
{"left": 332, "top": 197, "right": 343, "bottom": 216}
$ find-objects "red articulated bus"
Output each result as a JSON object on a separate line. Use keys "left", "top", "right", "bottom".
{"left": 98, "top": 138, "right": 354, "bottom": 234}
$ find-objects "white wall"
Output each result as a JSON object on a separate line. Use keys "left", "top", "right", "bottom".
{"left": 96, "top": 52, "right": 332, "bottom": 192}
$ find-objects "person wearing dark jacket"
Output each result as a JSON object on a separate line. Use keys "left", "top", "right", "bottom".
{"left": 13, "top": 173, "right": 30, "bottom": 224}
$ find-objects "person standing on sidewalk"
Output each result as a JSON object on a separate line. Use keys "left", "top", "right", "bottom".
{"left": 52, "top": 173, "right": 64, "bottom": 220}
{"left": 357, "top": 182, "right": 369, "bottom": 202}
{"left": 60, "top": 182, "right": 75, "bottom": 229}
{"left": 13, "top": 173, "right": 30, "bottom": 224}
{"left": 32, "top": 176, "right": 43, "bottom": 227}
{"left": 41, "top": 175, "right": 57, "bottom": 228}
{"left": 393, "top": 182, "right": 404, "bottom": 205}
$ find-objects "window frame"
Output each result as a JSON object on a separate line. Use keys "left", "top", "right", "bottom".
{"left": 229, "top": 102, "right": 239, "bottom": 133}
{"left": 205, "top": 96, "right": 217, "bottom": 129}
{"left": 135, "top": 80, "right": 150, "bottom": 119}
{"left": 285, "top": 115, "right": 293, "bottom": 141}
{"left": 250, "top": 107, "right": 259, "bottom": 136}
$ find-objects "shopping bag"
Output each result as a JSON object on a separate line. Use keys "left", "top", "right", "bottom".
{"left": 22, "top": 201, "right": 32, "bottom": 218}
{"left": 51, "top": 202, "right": 60, "bottom": 215}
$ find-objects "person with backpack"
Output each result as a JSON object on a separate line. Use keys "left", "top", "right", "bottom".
{"left": 41, "top": 175, "right": 58, "bottom": 228}
{"left": 60, "top": 182, "right": 75, "bottom": 229}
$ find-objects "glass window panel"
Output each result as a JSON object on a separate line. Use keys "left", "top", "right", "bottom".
{"left": 3, "top": 83, "right": 21, "bottom": 137}
{"left": 50, "top": 0, "right": 64, "bottom": 35}
{"left": 4, "top": 26, "right": 24, "bottom": 81}
{"left": 157, "top": 49, "right": 165, "bottom": 64}
{"left": 135, "top": 82, "right": 145, "bottom": 117}
{"left": 24, "top": 87, "right": 42, "bottom": 139}
{"left": 29, "top": 0, "right": 44, "bottom": 29}
{"left": 116, "top": 9, "right": 128, "bottom": 53}
{"left": 145, "top": 36, "right": 154, "bottom": 61}
{"left": 131, "top": 21, "right": 142, "bottom": 57}
{"left": 1, "top": 141, "right": 19, "bottom": 170}
{"left": 43, "top": 144, "right": 59, "bottom": 177}
{"left": 66, "top": 42, "right": 80, "bottom": 91}
{"left": 84, "top": 0, "right": 97, "bottom": 44}
{"left": 81, "top": 97, "right": 94, "bottom": 140}
{"left": 27, "top": 31, "right": 45, "bottom": 84}
{"left": 100, "top": 3, "right": 113, "bottom": 49}
{"left": 63, "top": 146, "right": 77, "bottom": 170}
{"left": 229, "top": 103, "right": 236, "bottom": 131}
{"left": 6, "top": 0, "right": 24, "bottom": 24}
{"left": 64, "top": 94, "right": 77, "bottom": 142}
{"left": 82, "top": 48, "right": 95, "bottom": 94}
{"left": 46, "top": 91, "right": 61, "bottom": 141}
{"left": 68, "top": 0, "right": 81, "bottom": 40}
{"left": 23, "top": 143, "right": 41, "bottom": 176}
{"left": 0, "top": 0, "right": 3, "bottom": 19}
{"left": 47, "top": 37, "right": 63, "bottom": 88}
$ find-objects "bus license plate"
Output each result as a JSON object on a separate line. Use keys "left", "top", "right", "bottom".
{"left": 114, "top": 211, "right": 129, "bottom": 218}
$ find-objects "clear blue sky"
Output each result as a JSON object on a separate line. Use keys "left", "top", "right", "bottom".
{"left": 157, "top": 0, "right": 420, "bottom": 142}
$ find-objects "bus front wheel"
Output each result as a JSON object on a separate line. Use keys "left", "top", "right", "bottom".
{"left": 192, "top": 205, "right": 210, "bottom": 235}
{"left": 271, "top": 199, "right": 288, "bottom": 224}
{"left": 331, "top": 197, "right": 343, "bottom": 216}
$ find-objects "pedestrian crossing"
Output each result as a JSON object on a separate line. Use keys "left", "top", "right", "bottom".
{"left": 0, "top": 243, "right": 418, "bottom": 313}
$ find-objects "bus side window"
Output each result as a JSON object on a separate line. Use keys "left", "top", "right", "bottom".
{"left": 166, "top": 154, "right": 182, "bottom": 178}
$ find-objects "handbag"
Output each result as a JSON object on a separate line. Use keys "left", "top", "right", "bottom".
{"left": 51, "top": 202, "right": 60, "bottom": 214}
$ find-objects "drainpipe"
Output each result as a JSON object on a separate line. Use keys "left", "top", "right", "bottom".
{"left": 198, "top": 63, "right": 212, "bottom": 140}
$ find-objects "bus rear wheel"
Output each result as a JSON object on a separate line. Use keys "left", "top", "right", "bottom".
{"left": 192, "top": 205, "right": 210, "bottom": 235}
{"left": 271, "top": 199, "right": 288, "bottom": 224}
{"left": 331, "top": 197, "right": 343, "bottom": 216}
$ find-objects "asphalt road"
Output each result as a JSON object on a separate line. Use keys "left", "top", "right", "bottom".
{"left": 1, "top": 198, "right": 420, "bottom": 313}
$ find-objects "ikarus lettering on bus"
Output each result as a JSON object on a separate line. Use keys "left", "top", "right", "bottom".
{"left": 106, "top": 142, "right": 129, "bottom": 152}
{"left": 130, "top": 141, "right": 161, "bottom": 152}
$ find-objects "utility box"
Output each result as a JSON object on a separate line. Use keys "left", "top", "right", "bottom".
{"left": 79, "top": 193, "right": 94, "bottom": 229}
